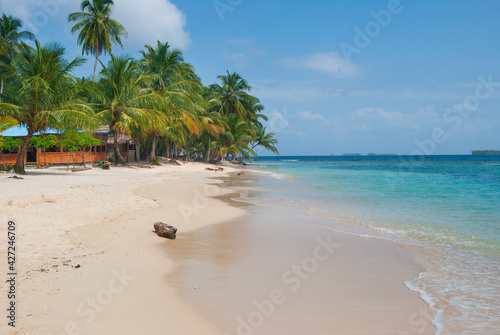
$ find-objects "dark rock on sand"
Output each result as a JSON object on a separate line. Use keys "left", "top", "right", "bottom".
{"left": 154, "top": 222, "right": 177, "bottom": 239}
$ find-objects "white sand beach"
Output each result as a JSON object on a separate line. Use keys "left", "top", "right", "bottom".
{"left": 0, "top": 163, "right": 434, "bottom": 334}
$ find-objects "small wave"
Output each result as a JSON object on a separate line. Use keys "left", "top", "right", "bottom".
{"left": 244, "top": 168, "right": 293, "bottom": 181}
{"left": 405, "top": 279, "right": 443, "bottom": 335}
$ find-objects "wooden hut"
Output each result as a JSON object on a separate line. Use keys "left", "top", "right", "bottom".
{"left": 1, "top": 133, "right": 108, "bottom": 166}
{"left": 95, "top": 126, "right": 139, "bottom": 162}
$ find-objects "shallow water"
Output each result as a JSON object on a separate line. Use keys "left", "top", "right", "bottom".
{"left": 250, "top": 155, "right": 500, "bottom": 334}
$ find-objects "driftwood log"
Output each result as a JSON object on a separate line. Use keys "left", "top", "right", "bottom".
{"left": 154, "top": 222, "right": 177, "bottom": 239}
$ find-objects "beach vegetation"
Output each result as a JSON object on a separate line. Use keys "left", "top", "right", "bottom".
{"left": 1, "top": 136, "right": 22, "bottom": 166}
{"left": 0, "top": 41, "right": 96, "bottom": 174}
{"left": 0, "top": 14, "right": 35, "bottom": 94}
{"left": 58, "top": 131, "right": 101, "bottom": 167}
{"left": 0, "top": 115, "right": 19, "bottom": 144}
{"left": 139, "top": 40, "right": 202, "bottom": 163}
{"left": 93, "top": 54, "right": 164, "bottom": 164}
{"left": 29, "top": 135, "right": 58, "bottom": 167}
{"left": 0, "top": 6, "right": 279, "bottom": 173}
{"left": 68, "top": 0, "right": 127, "bottom": 82}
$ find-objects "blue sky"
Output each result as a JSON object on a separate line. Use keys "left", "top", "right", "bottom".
{"left": 2, "top": 0, "right": 499, "bottom": 155}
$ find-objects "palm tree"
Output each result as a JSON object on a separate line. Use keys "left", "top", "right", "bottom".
{"left": 139, "top": 41, "right": 203, "bottom": 162}
{"left": 209, "top": 71, "right": 256, "bottom": 118}
{"left": 94, "top": 54, "right": 163, "bottom": 164}
{"left": 211, "top": 114, "right": 256, "bottom": 162}
{"left": 68, "top": 0, "right": 127, "bottom": 82}
{"left": 0, "top": 41, "right": 95, "bottom": 174}
{"left": 0, "top": 14, "right": 35, "bottom": 93}
{"left": 0, "top": 116, "right": 19, "bottom": 146}
{"left": 250, "top": 125, "right": 279, "bottom": 155}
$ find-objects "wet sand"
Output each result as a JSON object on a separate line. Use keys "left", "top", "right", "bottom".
{"left": 164, "top": 175, "right": 436, "bottom": 335}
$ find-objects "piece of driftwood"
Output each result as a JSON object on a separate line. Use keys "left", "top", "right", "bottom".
{"left": 153, "top": 222, "right": 177, "bottom": 239}
{"left": 71, "top": 167, "right": 92, "bottom": 172}
{"left": 8, "top": 175, "right": 24, "bottom": 179}
{"left": 205, "top": 167, "right": 224, "bottom": 172}
{"left": 168, "top": 159, "right": 182, "bottom": 166}
{"left": 237, "top": 172, "right": 245, "bottom": 176}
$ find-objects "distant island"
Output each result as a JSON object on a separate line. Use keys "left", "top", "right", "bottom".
{"left": 472, "top": 150, "right": 500, "bottom": 155}
{"left": 367, "top": 153, "right": 399, "bottom": 156}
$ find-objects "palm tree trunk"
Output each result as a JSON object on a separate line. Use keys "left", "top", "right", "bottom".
{"left": 149, "top": 135, "right": 157, "bottom": 163}
{"left": 93, "top": 54, "right": 99, "bottom": 83}
{"left": 206, "top": 140, "right": 211, "bottom": 162}
{"left": 113, "top": 130, "right": 126, "bottom": 164}
{"left": 14, "top": 130, "right": 34, "bottom": 174}
{"left": 81, "top": 149, "right": 86, "bottom": 167}
{"left": 93, "top": 44, "right": 99, "bottom": 83}
{"left": 0, "top": 77, "right": 3, "bottom": 94}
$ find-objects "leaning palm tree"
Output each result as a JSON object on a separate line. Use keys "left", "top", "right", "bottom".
{"left": 0, "top": 14, "right": 35, "bottom": 93}
{"left": 0, "top": 41, "right": 95, "bottom": 174}
{"left": 94, "top": 54, "right": 163, "bottom": 164}
{"left": 68, "top": 0, "right": 127, "bottom": 82}
{"left": 250, "top": 125, "right": 279, "bottom": 155}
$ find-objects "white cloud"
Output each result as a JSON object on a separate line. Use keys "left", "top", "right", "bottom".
{"left": 221, "top": 38, "right": 264, "bottom": 68}
{"left": 113, "top": 0, "right": 190, "bottom": 50}
{"left": 0, "top": 0, "right": 79, "bottom": 34}
{"left": 298, "top": 111, "right": 330, "bottom": 125}
{"left": 277, "top": 52, "right": 359, "bottom": 79}
{"left": 252, "top": 79, "right": 343, "bottom": 102}
{"left": 267, "top": 108, "right": 292, "bottom": 132}
{"left": 1, "top": 0, "right": 190, "bottom": 50}
{"left": 348, "top": 106, "right": 440, "bottom": 130}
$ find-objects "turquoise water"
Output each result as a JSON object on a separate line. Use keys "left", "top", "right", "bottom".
{"left": 251, "top": 155, "right": 500, "bottom": 334}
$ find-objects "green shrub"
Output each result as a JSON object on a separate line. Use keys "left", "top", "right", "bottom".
{"left": 0, "top": 165, "right": 14, "bottom": 173}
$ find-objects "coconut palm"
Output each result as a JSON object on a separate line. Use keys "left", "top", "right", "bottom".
{"left": 250, "top": 125, "right": 279, "bottom": 155}
{"left": 209, "top": 71, "right": 256, "bottom": 118}
{"left": 94, "top": 54, "right": 164, "bottom": 164}
{"left": 139, "top": 41, "right": 203, "bottom": 162}
{"left": 0, "top": 116, "right": 18, "bottom": 146}
{"left": 211, "top": 114, "right": 256, "bottom": 162}
{"left": 0, "top": 14, "right": 35, "bottom": 93}
{"left": 68, "top": 0, "right": 127, "bottom": 82}
{"left": 140, "top": 41, "right": 200, "bottom": 93}
{"left": 0, "top": 41, "right": 95, "bottom": 174}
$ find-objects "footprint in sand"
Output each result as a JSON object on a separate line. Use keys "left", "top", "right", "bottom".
{"left": 47, "top": 286, "right": 61, "bottom": 295}
{"left": 35, "top": 305, "right": 51, "bottom": 316}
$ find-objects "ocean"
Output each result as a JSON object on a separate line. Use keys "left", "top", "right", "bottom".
{"left": 248, "top": 155, "right": 500, "bottom": 334}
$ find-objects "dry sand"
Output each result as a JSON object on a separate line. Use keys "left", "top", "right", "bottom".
{"left": 0, "top": 163, "right": 435, "bottom": 334}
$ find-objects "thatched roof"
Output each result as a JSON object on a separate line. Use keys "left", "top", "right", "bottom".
{"left": 95, "top": 126, "right": 138, "bottom": 145}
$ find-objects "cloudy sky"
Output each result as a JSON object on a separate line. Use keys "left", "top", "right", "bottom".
{"left": 2, "top": 0, "right": 499, "bottom": 155}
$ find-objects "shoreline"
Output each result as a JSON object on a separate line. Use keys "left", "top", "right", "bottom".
{"left": 165, "top": 172, "right": 436, "bottom": 334}
{"left": 0, "top": 163, "right": 435, "bottom": 334}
